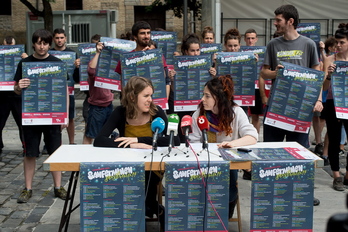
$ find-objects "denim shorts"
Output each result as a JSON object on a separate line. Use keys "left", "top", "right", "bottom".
{"left": 85, "top": 103, "right": 113, "bottom": 139}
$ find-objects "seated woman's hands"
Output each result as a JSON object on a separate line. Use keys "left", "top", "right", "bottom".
{"left": 115, "top": 137, "right": 152, "bottom": 149}
{"left": 115, "top": 137, "right": 138, "bottom": 147}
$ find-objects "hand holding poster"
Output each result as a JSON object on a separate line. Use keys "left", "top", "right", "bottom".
{"left": 173, "top": 55, "right": 212, "bottom": 111}
{"left": 120, "top": 49, "right": 168, "bottom": 109}
{"left": 95, "top": 37, "right": 136, "bottom": 91}
{"left": 48, "top": 50, "right": 76, "bottom": 95}
{"left": 331, "top": 60, "right": 348, "bottom": 119}
{"left": 264, "top": 61, "right": 324, "bottom": 133}
{"left": 151, "top": 31, "right": 177, "bottom": 65}
{"left": 216, "top": 52, "right": 257, "bottom": 106}
{"left": 78, "top": 43, "right": 97, "bottom": 91}
{"left": 21, "top": 62, "right": 68, "bottom": 125}
{"left": 0, "top": 45, "right": 25, "bottom": 90}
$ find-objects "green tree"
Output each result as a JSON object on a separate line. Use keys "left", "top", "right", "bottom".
{"left": 20, "top": 0, "right": 54, "bottom": 32}
{"left": 147, "top": 0, "right": 202, "bottom": 19}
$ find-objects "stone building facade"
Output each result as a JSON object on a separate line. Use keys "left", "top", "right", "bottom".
{"left": 1, "top": 0, "right": 201, "bottom": 46}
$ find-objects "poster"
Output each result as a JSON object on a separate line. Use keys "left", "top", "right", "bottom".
{"left": 264, "top": 61, "right": 324, "bottom": 133}
{"left": 297, "top": 23, "right": 321, "bottom": 43}
{"left": 200, "top": 43, "right": 223, "bottom": 55}
{"left": 219, "top": 147, "right": 313, "bottom": 161}
{"left": 78, "top": 43, "right": 97, "bottom": 91}
{"left": 250, "top": 160, "right": 314, "bottom": 232}
{"left": 331, "top": 60, "right": 348, "bottom": 119}
{"left": 240, "top": 46, "right": 267, "bottom": 89}
{"left": 80, "top": 162, "right": 145, "bottom": 232}
{"left": 48, "top": 50, "right": 76, "bottom": 95}
{"left": 151, "top": 31, "right": 177, "bottom": 65}
{"left": 297, "top": 23, "right": 321, "bottom": 57}
{"left": 95, "top": 37, "right": 136, "bottom": 91}
{"left": 120, "top": 49, "right": 168, "bottom": 109}
{"left": 216, "top": 52, "right": 257, "bottom": 106}
{"left": 0, "top": 45, "right": 25, "bottom": 90}
{"left": 165, "top": 161, "right": 229, "bottom": 232}
{"left": 21, "top": 62, "right": 68, "bottom": 125}
{"left": 173, "top": 55, "right": 212, "bottom": 111}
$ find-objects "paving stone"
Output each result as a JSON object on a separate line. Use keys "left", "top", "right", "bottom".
{"left": 0, "top": 215, "right": 6, "bottom": 223}
{"left": 15, "top": 223, "right": 36, "bottom": 232}
{"left": 0, "top": 208, "right": 12, "bottom": 215}
{"left": 0, "top": 195, "right": 10, "bottom": 205}
{"left": 0, "top": 218, "right": 22, "bottom": 228}
{"left": 10, "top": 210, "right": 30, "bottom": 219}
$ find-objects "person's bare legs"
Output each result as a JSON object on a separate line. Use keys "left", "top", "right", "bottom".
{"left": 24, "top": 156, "right": 36, "bottom": 189}
{"left": 51, "top": 171, "right": 62, "bottom": 187}
{"left": 67, "top": 118, "right": 75, "bottom": 144}
{"left": 83, "top": 135, "right": 93, "bottom": 144}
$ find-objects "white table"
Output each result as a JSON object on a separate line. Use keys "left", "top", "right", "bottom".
{"left": 44, "top": 142, "right": 322, "bottom": 231}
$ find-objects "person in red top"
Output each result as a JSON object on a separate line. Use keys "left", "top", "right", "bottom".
{"left": 83, "top": 40, "right": 114, "bottom": 144}
{"left": 115, "top": 21, "right": 174, "bottom": 107}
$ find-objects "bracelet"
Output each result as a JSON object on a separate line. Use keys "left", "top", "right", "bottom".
{"left": 317, "top": 100, "right": 322, "bottom": 102}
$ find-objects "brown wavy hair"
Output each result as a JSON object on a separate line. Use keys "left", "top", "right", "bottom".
{"left": 199, "top": 75, "right": 237, "bottom": 135}
{"left": 224, "top": 28, "right": 241, "bottom": 45}
{"left": 201, "top": 26, "right": 215, "bottom": 41}
{"left": 121, "top": 76, "right": 158, "bottom": 119}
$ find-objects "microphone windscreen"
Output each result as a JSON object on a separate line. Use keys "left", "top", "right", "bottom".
{"left": 197, "top": 115, "right": 209, "bottom": 131}
{"left": 167, "top": 114, "right": 179, "bottom": 136}
{"left": 151, "top": 117, "right": 165, "bottom": 134}
{"left": 181, "top": 115, "right": 193, "bottom": 134}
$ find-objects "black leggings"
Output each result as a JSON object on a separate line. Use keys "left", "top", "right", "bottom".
{"left": 325, "top": 99, "right": 348, "bottom": 172}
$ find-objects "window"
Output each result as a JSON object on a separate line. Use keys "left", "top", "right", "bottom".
{"left": 134, "top": 6, "right": 166, "bottom": 30}
{"left": 66, "top": 0, "right": 82, "bottom": 10}
{"left": 71, "top": 23, "right": 90, "bottom": 43}
{"left": 0, "top": 0, "right": 11, "bottom": 15}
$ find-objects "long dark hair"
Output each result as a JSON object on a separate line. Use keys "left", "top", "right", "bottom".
{"left": 181, "top": 33, "right": 200, "bottom": 55}
{"left": 199, "top": 75, "right": 237, "bottom": 135}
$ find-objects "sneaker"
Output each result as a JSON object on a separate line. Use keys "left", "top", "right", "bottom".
{"left": 314, "top": 143, "right": 324, "bottom": 155}
{"left": 54, "top": 186, "right": 67, "bottom": 200}
{"left": 17, "top": 189, "right": 32, "bottom": 203}
{"left": 313, "top": 197, "right": 320, "bottom": 206}
{"left": 333, "top": 177, "right": 345, "bottom": 191}
{"left": 339, "top": 150, "right": 345, "bottom": 156}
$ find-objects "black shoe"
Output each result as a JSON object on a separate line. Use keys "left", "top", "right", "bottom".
{"left": 242, "top": 170, "right": 251, "bottom": 180}
{"left": 313, "top": 197, "right": 320, "bottom": 206}
{"left": 314, "top": 143, "right": 324, "bottom": 156}
{"left": 320, "top": 155, "right": 329, "bottom": 166}
{"left": 229, "top": 199, "right": 237, "bottom": 218}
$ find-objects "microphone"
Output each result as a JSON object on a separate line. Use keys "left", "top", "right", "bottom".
{"left": 167, "top": 114, "right": 179, "bottom": 152}
{"left": 181, "top": 115, "right": 193, "bottom": 148}
{"left": 151, "top": 117, "right": 165, "bottom": 151}
{"left": 197, "top": 115, "right": 209, "bottom": 149}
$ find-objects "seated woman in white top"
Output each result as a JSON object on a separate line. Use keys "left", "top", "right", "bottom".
{"left": 190, "top": 74, "right": 258, "bottom": 217}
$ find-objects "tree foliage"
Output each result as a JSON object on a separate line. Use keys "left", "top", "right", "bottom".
{"left": 147, "top": 0, "right": 202, "bottom": 19}
{"left": 20, "top": 0, "right": 54, "bottom": 32}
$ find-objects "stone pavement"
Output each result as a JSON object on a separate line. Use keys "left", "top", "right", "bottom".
{"left": 0, "top": 89, "right": 348, "bottom": 231}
